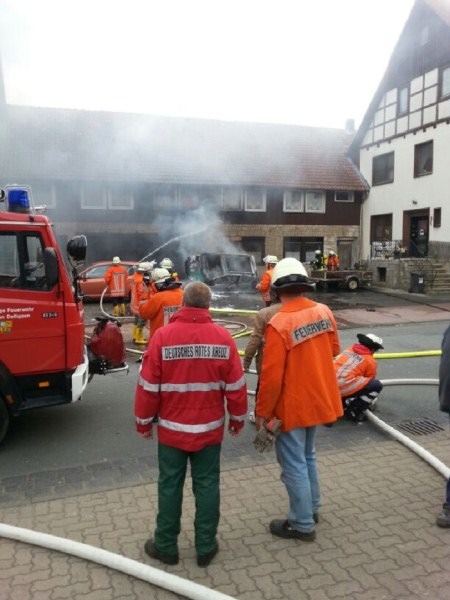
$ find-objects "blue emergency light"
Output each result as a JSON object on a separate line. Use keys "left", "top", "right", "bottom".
{"left": 6, "top": 186, "right": 33, "bottom": 213}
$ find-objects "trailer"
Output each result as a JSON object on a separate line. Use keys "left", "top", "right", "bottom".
{"left": 310, "top": 269, "right": 373, "bottom": 291}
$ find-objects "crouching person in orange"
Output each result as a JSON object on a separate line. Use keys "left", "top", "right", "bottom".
{"left": 334, "top": 333, "right": 384, "bottom": 423}
{"left": 134, "top": 281, "right": 247, "bottom": 567}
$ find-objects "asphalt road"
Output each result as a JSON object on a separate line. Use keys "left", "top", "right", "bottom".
{"left": 0, "top": 288, "right": 448, "bottom": 507}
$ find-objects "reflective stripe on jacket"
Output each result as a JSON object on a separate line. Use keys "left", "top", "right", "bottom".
{"left": 134, "top": 306, "right": 248, "bottom": 451}
{"left": 104, "top": 265, "right": 128, "bottom": 297}
{"left": 334, "top": 344, "right": 377, "bottom": 398}
{"left": 256, "top": 296, "right": 342, "bottom": 430}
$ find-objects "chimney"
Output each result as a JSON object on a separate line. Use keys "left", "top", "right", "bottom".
{"left": 345, "top": 119, "right": 355, "bottom": 134}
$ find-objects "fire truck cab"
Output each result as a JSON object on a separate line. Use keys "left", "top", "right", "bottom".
{"left": 0, "top": 185, "right": 92, "bottom": 444}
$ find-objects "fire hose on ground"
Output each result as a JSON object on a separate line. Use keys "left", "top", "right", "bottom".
{"left": 0, "top": 523, "right": 237, "bottom": 600}
{"left": 0, "top": 372, "right": 447, "bottom": 598}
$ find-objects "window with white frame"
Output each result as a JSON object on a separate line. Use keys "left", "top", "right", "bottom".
{"left": 441, "top": 65, "right": 450, "bottom": 98}
{"left": 245, "top": 188, "right": 266, "bottom": 212}
{"left": 81, "top": 183, "right": 107, "bottom": 209}
{"left": 30, "top": 183, "right": 56, "bottom": 209}
{"left": 108, "top": 185, "right": 134, "bottom": 210}
{"left": 222, "top": 188, "right": 243, "bottom": 211}
{"left": 335, "top": 191, "right": 354, "bottom": 203}
{"left": 305, "top": 191, "right": 325, "bottom": 213}
{"left": 283, "top": 190, "right": 304, "bottom": 212}
{"left": 398, "top": 86, "right": 409, "bottom": 115}
{"left": 372, "top": 152, "right": 395, "bottom": 185}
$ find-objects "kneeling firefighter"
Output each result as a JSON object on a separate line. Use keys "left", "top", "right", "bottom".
{"left": 334, "top": 333, "right": 384, "bottom": 422}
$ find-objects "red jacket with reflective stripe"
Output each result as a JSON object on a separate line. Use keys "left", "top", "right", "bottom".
{"left": 134, "top": 306, "right": 248, "bottom": 451}
{"left": 334, "top": 344, "right": 377, "bottom": 398}
{"left": 256, "top": 296, "right": 342, "bottom": 430}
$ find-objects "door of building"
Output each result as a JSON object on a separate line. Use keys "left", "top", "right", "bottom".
{"left": 409, "top": 214, "right": 429, "bottom": 257}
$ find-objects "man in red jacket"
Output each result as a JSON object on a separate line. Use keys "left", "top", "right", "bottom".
{"left": 135, "top": 281, "right": 247, "bottom": 567}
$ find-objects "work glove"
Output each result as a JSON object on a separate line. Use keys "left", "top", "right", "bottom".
{"left": 253, "top": 417, "right": 282, "bottom": 452}
{"left": 228, "top": 419, "right": 244, "bottom": 435}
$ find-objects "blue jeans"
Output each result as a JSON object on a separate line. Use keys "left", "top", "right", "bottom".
{"left": 275, "top": 427, "right": 319, "bottom": 533}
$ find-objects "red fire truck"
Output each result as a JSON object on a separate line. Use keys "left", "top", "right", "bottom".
{"left": 0, "top": 185, "right": 127, "bottom": 445}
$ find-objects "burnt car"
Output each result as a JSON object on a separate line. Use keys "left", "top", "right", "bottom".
{"left": 185, "top": 252, "right": 258, "bottom": 289}
{"left": 78, "top": 261, "right": 137, "bottom": 301}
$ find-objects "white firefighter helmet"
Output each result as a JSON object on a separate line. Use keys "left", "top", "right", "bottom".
{"left": 159, "top": 257, "right": 174, "bottom": 269}
{"left": 151, "top": 267, "right": 171, "bottom": 284}
{"left": 328, "top": 250, "right": 336, "bottom": 256}
{"left": 357, "top": 333, "right": 384, "bottom": 351}
{"left": 112, "top": 256, "right": 121, "bottom": 264}
{"left": 137, "top": 262, "right": 151, "bottom": 272}
{"left": 263, "top": 255, "right": 278, "bottom": 265}
{"left": 315, "top": 249, "right": 322, "bottom": 255}
{"left": 271, "top": 257, "right": 314, "bottom": 291}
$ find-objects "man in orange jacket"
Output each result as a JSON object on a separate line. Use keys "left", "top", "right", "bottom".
{"left": 104, "top": 256, "right": 128, "bottom": 317}
{"left": 256, "top": 255, "right": 278, "bottom": 306}
{"left": 334, "top": 333, "right": 384, "bottom": 423}
{"left": 256, "top": 258, "right": 342, "bottom": 542}
{"left": 326, "top": 251, "right": 340, "bottom": 271}
{"left": 138, "top": 268, "right": 183, "bottom": 341}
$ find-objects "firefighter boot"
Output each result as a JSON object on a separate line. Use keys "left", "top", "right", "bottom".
{"left": 132, "top": 324, "right": 138, "bottom": 343}
{"left": 119, "top": 303, "right": 126, "bottom": 317}
{"left": 135, "top": 327, "right": 147, "bottom": 345}
{"left": 112, "top": 305, "right": 119, "bottom": 317}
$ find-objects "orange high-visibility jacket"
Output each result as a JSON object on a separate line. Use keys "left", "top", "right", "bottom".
{"left": 334, "top": 344, "right": 377, "bottom": 398}
{"left": 256, "top": 266, "right": 274, "bottom": 302}
{"left": 130, "top": 272, "right": 145, "bottom": 315}
{"left": 326, "top": 255, "right": 340, "bottom": 271}
{"left": 139, "top": 286, "right": 184, "bottom": 339}
{"left": 256, "top": 296, "right": 343, "bottom": 430}
{"left": 104, "top": 264, "right": 128, "bottom": 297}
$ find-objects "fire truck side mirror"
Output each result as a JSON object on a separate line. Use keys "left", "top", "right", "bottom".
{"left": 43, "top": 248, "right": 59, "bottom": 288}
{"left": 67, "top": 235, "right": 87, "bottom": 262}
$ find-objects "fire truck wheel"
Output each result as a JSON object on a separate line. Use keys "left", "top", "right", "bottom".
{"left": 0, "top": 399, "right": 10, "bottom": 445}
